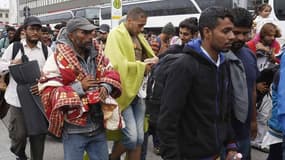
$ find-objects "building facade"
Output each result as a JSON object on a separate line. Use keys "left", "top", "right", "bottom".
{"left": 0, "top": 9, "right": 9, "bottom": 24}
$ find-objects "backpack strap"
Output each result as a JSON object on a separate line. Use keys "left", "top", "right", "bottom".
{"left": 12, "top": 41, "right": 23, "bottom": 60}
{"left": 41, "top": 43, "right": 48, "bottom": 60}
{"left": 2, "top": 37, "right": 6, "bottom": 48}
{"left": 12, "top": 42, "right": 48, "bottom": 60}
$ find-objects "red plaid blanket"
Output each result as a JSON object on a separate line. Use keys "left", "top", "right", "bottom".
{"left": 40, "top": 43, "right": 121, "bottom": 137}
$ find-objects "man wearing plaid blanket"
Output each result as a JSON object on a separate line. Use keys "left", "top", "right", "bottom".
{"left": 39, "top": 17, "right": 121, "bottom": 160}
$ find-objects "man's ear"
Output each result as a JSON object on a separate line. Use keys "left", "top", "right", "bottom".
{"left": 67, "top": 32, "right": 75, "bottom": 42}
{"left": 203, "top": 27, "right": 212, "bottom": 40}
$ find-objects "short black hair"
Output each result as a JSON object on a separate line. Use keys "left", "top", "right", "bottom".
{"left": 230, "top": 7, "right": 253, "bottom": 28}
{"left": 41, "top": 26, "right": 49, "bottom": 33}
{"left": 199, "top": 6, "right": 233, "bottom": 39}
{"left": 127, "top": 7, "right": 147, "bottom": 20}
{"left": 6, "top": 26, "right": 16, "bottom": 32}
{"left": 179, "top": 17, "right": 199, "bottom": 35}
{"left": 10, "top": 25, "right": 24, "bottom": 43}
{"left": 188, "top": 17, "right": 198, "bottom": 26}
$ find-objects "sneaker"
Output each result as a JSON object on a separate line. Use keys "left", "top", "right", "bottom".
{"left": 260, "top": 146, "right": 269, "bottom": 153}
{"left": 251, "top": 141, "right": 261, "bottom": 149}
{"left": 251, "top": 142, "right": 269, "bottom": 153}
{"left": 153, "top": 147, "right": 160, "bottom": 155}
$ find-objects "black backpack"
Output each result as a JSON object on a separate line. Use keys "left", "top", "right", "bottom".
{"left": 3, "top": 41, "right": 48, "bottom": 84}
{"left": 256, "top": 64, "right": 280, "bottom": 109}
{"left": 145, "top": 53, "right": 188, "bottom": 125}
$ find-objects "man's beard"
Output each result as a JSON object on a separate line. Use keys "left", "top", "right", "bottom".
{"left": 77, "top": 41, "right": 92, "bottom": 55}
{"left": 79, "top": 45, "right": 91, "bottom": 53}
{"left": 231, "top": 41, "right": 244, "bottom": 51}
{"left": 26, "top": 37, "right": 39, "bottom": 45}
{"left": 212, "top": 44, "right": 231, "bottom": 53}
{"left": 72, "top": 37, "right": 93, "bottom": 57}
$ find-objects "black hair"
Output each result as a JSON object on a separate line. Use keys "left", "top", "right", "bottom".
{"left": 230, "top": 7, "right": 253, "bottom": 28}
{"left": 41, "top": 26, "right": 49, "bottom": 33}
{"left": 179, "top": 17, "right": 199, "bottom": 35}
{"left": 199, "top": 6, "right": 233, "bottom": 39}
{"left": 6, "top": 26, "right": 16, "bottom": 32}
{"left": 188, "top": 17, "right": 198, "bottom": 26}
{"left": 127, "top": 7, "right": 147, "bottom": 20}
{"left": 10, "top": 25, "right": 24, "bottom": 43}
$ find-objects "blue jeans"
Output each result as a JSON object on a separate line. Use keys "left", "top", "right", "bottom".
{"left": 141, "top": 122, "right": 160, "bottom": 160}
{"left": 62, "top": 132, "right": 108, "bottom": 160}
{"left": 121, "top": 97, "right": 146, "bottom": 149}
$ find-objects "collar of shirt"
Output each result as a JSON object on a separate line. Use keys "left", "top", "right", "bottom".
{"left": 200, "top": 46, "right": 221, "bottom": 67}
{"left": 21, "top": 39, "right": 42, "bottom": 49}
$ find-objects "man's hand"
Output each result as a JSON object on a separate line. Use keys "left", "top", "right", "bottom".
{"left": 81, "top": 75, "right": 97, "bottom": 91}
{"left": 30, "top": 84, "right": 39, "bottom": 95}
{"left": 144, "top": 56, "right": 159, "bottom": 65}
{"left": 11, "top": 58, "right": 22, "bottom": 65}
{"left": 144, "top": 63, "right": 152, "bottom": 75}
{"left": 225, "top": 151, "right": 241, "bottom": 160}
{"left": 144, "top": 57, "right": 158, "bottom": 75}
{"left": 0, "top": 81, "right": 6, "bottom": 91}
{"left": 251, "top": 120, "right": 258, "bottom": 139}
{"left": 0, "top": 75, "right": 7, "bottom": 91}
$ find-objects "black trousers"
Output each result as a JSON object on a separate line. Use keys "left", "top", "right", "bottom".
{"left": 267, "top": 142, "right": 282, "bottom": 160}
{"left": 8, "top": 106, "right": 46, "bottom": 160}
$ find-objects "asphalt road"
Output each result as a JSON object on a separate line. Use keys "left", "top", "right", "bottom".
{"left": 0, "top": 111, "right": 268, "bottom": 160}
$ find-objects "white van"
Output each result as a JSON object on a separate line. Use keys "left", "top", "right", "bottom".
{"left": 268, "top": 0, "right": 285, "bottom": 46}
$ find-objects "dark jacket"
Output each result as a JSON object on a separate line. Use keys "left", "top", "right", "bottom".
{"left": 158, "top": 44, "right": 185, "bottom": 59}
{"left": 157, "top": 39, "right": 235, "bottom": 160}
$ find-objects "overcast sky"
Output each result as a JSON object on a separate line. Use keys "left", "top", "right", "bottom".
{"left": 0, "top": 0, "right": 9, "bottom": 9}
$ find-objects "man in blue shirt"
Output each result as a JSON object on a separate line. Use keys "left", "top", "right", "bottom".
{"left": 225, "top": 8, "right": 259, "bottom": 160}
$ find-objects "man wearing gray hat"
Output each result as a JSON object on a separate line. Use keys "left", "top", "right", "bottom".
{"left": 98, "top": 24, "right": 110, "bottom": 43}
{"left": 94, "top": 24, "right": 110, "bottom": 51}
{"left": 38, "top": 17, "right": 121, "bottom": 160}
{"left": 0, "top": 16, "right": 53, "bottom": 160}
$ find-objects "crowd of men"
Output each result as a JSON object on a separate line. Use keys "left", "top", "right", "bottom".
{"left": 0, "top": 3, "right": 284, "bottom": 160}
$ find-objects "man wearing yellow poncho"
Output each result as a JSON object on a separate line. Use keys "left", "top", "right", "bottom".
{"left": 104, "top": 7, "right": 158, "bottom": 160}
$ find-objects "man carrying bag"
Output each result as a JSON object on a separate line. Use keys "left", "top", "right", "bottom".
{"left": 0, "top": 16, "right": 53, "bottom": 160}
